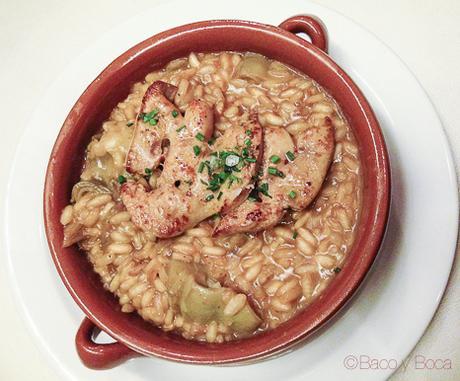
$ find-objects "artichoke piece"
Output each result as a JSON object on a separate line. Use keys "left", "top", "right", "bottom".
{"left": 71, "top": 180, "right": 111, "bottom": 202}
{"left": 229, "top": 303, "right": 261, "bottom": 334}
{"left": 80, "top": 152, "right": 124, "bottom": 188}
{"left": 63, "top": 222, "right": 84, "bottom": 247}
{"left": 179, "top": 277, "right": 224, "bottom": 323}
{"left": 237, "top": 55, "right": 269, "bottom": 81}
{"left": 167, "top": 260, "right": 261, "bottom": 334}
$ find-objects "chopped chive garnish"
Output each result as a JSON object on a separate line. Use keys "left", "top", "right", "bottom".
{"left": 268, "top": 167, "right": 285, "bottom": 177}
{"left": 172, "top": 110, "right": 179, "bottom": 118}
{"left": 227, "top": 174, "right": 239, "bottom": 188}
{"left": 292, "top": 231, "right": 298, "bottom": 239}
{"left": 245, "top": 129, "right": 252, "bottom": 136}
{"left": 270, "top": 155, "right": 281, "bottom": 164}
{"left": 286, "top": 151, "right": 295, "bottom": 161}
{"left": 244, "top": 138, "right": 252, "bottom": 147}
{"left": 117, "top": 175, "right": 127, "bottom": 184}
{"left": 207, "top": 174, "right": 221, "bottom": 191}
{"left": 208, "top": 137, "right": 216, "bottom": 145}
{"left": 146, "top": 109, "right": 159, "bottom": 119}
{"left": 195, "top": 148, "right": 250, "bottom": 195}
{"left": 176, "top": 125, "right": 186, "bottom": 132}
{"left": 126, "top": 122, "right": 134, "bottom": 127}
{"left": 259, "top": 183, "right": 271, "bottom": 198}
{"left": 205, "top": 194, "right": 214, "bottom": 202}
{"left": 245, "top": 157, "right": 257, "bottom": 163}
{"left": 195, "top": 132, "right": 205, "bottom": 142}
{"left": 142, "top": 109, "right": 160, "bottom": 124}
{"left": 241, "top": 147, "right": 249, "bottom": 157}
{"left": 219, "top": 151, "right": 232, "bottom": 159}
{"left": 218, "top": 171, "right": 230, "bottom": 182}
{"left": 288, "top": 190, "right": 297, "bottom": 199}
{"left": 144, "top": 168, "right": 153, "bottom": 176}
{"left": 334, "top": 267, "right": 342, "bottom": 274}
{"left": 200, "top": 179, "right": 209, "bottom": 186}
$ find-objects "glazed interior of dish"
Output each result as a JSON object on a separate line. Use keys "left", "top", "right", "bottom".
{"left": 60, "top": 52, "right": 362, "bottom": 343}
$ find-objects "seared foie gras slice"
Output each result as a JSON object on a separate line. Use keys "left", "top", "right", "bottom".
{"left": 195, "top": 114, "right": 264, "bottom": 216}
{"left": 125, "top": 81, "right": 180, "bottom": 174}
{"left": 121, "top": 85, "right": 263, "bottom": 237}
{"left": 214, "top": 120, "right": 334, "bottom": 236}
{"left": 157, "top": 98, "right": 214, "bottom": 187}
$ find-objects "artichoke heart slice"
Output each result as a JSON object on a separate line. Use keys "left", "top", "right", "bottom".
{"left": 237, "top": 55, "right": 269, "bottom": 81}
{"left": 168, "top": 260, "right": 261, "bottom": 334}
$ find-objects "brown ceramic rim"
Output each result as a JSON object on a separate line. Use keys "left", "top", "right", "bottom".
{"left": 44, "top": 15, "right": 390, "bottom": 369}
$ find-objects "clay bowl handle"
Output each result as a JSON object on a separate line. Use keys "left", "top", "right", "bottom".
{"left": 75, "top": 317, "right": 141, "bottom": 369}
{"left": 279, "top": 15, "right": 329, "bottom": 53}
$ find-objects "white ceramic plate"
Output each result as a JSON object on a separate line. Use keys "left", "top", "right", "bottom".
{"left": 3, "top": 1, "right": 458, "bottom": 380}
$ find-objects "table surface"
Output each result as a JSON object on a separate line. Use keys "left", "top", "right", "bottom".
{"left": 0, "top": 1, "right": 458, "bottom": 380}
